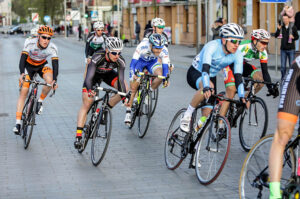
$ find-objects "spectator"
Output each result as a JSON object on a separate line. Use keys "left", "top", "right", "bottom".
{"left": 294, "top": 11, "right": 300, "bottom": 51}
{"left": 275, "top": 14, "right": 299, "bottom": 80}
{"left": 107, "top": 22, "right": 112, "bottom": 36}
{"left": 211, "top": 18, "right": 223, "bottom": 40}
{"left": 144, "top": 20, "right": 151, "bottom": 30}
{"left": 135, "top": 21, "right": 141, "bottom": 44}
{"left": 78, "top": 24, "right": 82, "bottom": 41}
{"left": 278, "top": 4, "right": 295, "bottom": 43}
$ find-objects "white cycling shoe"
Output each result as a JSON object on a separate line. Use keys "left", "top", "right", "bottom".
{"left": 180, "top": 114, "right": 191, "bottom": 132}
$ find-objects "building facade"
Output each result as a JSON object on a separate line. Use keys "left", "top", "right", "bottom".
{"left": 0, "top": 0, "right": 12, "bottom": 26}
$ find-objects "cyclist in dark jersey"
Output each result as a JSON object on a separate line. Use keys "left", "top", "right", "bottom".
{"left": 74, "top": 37, "right": 128, "bottom": 149}
{"left": 143, "top": 18, "right": 169, "bottom": 47}
{"left": 268, "top": 56, "right": 300, "bottom": 199}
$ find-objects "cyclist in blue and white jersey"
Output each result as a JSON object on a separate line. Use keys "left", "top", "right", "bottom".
{"left": 124, "top": 33, "right": 170, "bottom": 124}
{"left": 180, "top": 23, "right": 246, "bottom": 132}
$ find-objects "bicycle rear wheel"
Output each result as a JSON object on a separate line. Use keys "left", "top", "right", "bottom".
{"left": 239, "top": 134, "right": 295, "bottom": 199}
{"left": 91, "top": 108, "right": 112, "bottom": 166}
{"left": 195, "top": 115, "right": 231, "bottom": 185}
{"left": 150, "top": 88, "right": 159, "bottom": 117}
{"left": 164, "top": 108, "right": 188, "bottom": 170}
{"left": 137, "top": 91, "right": 152, "bottom": 138}
{"left": 22, "top": 97, "right": 36, "bottom": 149}
{"left": 239, "top": 97, "right": 268, "bottom": 152}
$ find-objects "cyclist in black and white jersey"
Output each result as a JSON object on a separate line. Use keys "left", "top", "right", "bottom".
{"left": 143, "top": 18, "right": 169, "bottom": 47}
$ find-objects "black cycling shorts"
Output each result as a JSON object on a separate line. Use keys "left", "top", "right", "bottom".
{"left": 82, "top": 70, "right": 118, "bottom": 92}
{"left": 24, "top": 61, "right": 51, "bottom": 80}
{"left": 277, "top": 62, "right": 300, "bottom": 124}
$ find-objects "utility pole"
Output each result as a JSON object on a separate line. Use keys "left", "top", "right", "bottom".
{"left": 117, "top": 0, "right": 120, "bottom": 38}
{"left": 197, "top": 0, "right": 202, "bottom": 54}
{"left": 64, "top": 0, "right": 67, "bottom": 38}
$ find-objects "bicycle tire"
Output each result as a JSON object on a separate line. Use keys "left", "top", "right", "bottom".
{"left": 164, "top": 108, "right": 188, "bottom": 170}
{"left": 150, "top": 88, "right": 159, "bottom": 117}
{"left": 239, "top": 97, "right": 268, "bottom": 152}
{"left": 195, "top": 115, "right": 231, "bottom": 185}
{"left": 78, "top": 102, "right": 98, "bottom": 153}
{"left": 239, "top": 134, "right": 295, "bottom": 199}
{"left": 23, "top": 98, "right": 36, "bottom": 149}
{"left": 129, "top": 100, "right": 138, "bottom": 129}
{"left": 91, "top": 108, "right": 112, "bottom": 166}
{"left": 137, "top": 91, "right": 152, "bottom": 138}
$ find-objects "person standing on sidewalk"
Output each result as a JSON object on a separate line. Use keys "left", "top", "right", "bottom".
{"left": 211, "top": 18, "right": 223, "bottom": 40}
{"left": 134, "top": 21, "right": 141, "bottom": 44}
{"left": 294, "top": 11, "right": 300, "bottom": 51}
{"left": 275, "top": 14, "right": 299, "bottom": 80}
{"left": 78, "top": 24, "right": 82, "bottom": 41}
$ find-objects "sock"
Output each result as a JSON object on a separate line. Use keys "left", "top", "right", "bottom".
{"left": 126, "top": 107, "right": 131, "bottom": 113}
{"left": 219, "top": 122, "right": 225, "bottom": 129}
{"left": 38, "top": 93, "right": 47, "bottom": 102}
{"left": 269, "top": 182, "right": 281, "bottom": 199}
{"left": 76, "top": 127, "right": 83, "bottom": 137}
{"left": 16, "top": 112, "right": 22, "bottom": 123}
{"left": 184, "top": 104, "right": 195, "bottom": 117}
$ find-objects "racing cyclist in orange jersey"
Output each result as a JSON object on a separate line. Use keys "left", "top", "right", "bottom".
{"left": 13, "top": 25, "right": 59, "bottom": 135}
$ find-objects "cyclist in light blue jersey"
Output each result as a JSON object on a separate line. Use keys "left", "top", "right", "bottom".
{"left": 180, "top": 23, "right": 246, "bottom": 132}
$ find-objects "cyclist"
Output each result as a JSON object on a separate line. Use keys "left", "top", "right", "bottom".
{"left": 13, "top": 25, "right": 59, "bottom": 135}
{"left": 85, "top": 21, "right": 108, "bottom": 65}
{"left": 124, "top": 33, "right": 170, "bottom": 125}
{"left": 144, "top": 18, "right": 169, "bottom": 47}
{"left": 29, "top": 26, "right": 39, "bottom": 38}
{"left": 268, "top": 56, "right": 300, "bottom": 199}
{"left": 218, "top": 29, "right": 279, "bottom": 133}
{"left": 74, "top": 37, "right": 128, "bottom": 149}
{"left": 180, "top": 23, "right": 246, "bottom": 132}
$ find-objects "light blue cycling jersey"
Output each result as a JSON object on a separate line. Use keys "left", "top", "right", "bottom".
{"left": 191, "top": 39, "right": 245, "bottom": 97}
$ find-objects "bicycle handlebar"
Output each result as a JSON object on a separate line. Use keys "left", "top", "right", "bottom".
{"left": 96, "top": 86, "right": 129, "bottom": 98}
{"left": 135, "top": 71, "right": 169, "bottom": 80}
{"left": 244, "top": 77, "right": 279, "bottom": 87}
{"left": 20, "top": 77, "right": 56, "bottom": 97}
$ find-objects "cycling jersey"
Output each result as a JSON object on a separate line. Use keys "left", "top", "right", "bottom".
{"left": 130, "top": 39, "right": 170, "bottom": 78}
{"left": 20, "top": 37, "right": 59, "bottom": 80}
{"left": 143, "top": 28, "right": 169, "bottom": 47}
{"left": 85, "top": 32, "right": 108, "bottom": 58}
{"left": 239, "top": 40, "right": 268, "bottom": 63}
{"left": 84, "top": 50, "right": 126, "bottom": 93}
{"left": 191, "top": 39, "right": 245, "bottom": 98}
{"left": 277, "top": 57, "right": 300, "bottom": 124}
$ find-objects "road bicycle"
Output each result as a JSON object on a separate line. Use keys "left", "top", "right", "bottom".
{"left": 239, "top": 124, "right": 300, "bottom": 199}
{"left": 220, "top": 77, "right": 279, "bottom": 152}
{"left": 164, "top": 93, "right": 245, "bottom": 185}
{"left": 77, "top": 83, "right": 128, "bottom": 166}
{"left": 20, "top": 74, "right": 55, "bottom": 149}
{"left": 129, "top": 71, "right": 167, "bottom": 138}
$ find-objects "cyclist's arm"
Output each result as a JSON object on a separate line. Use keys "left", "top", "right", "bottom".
{"left": 233, "top": 52, "right": 245, "bottom": 98}
{"left": 117, "top": 57, "right": 127, "bottom": 93}
{"left": 201, "top": 44, "right": 216, "bottom": 89}
{"left": 161, "top": 47, "right": 169, "bottom": 77}
{"left": 84, "top": 60, "right": 97, "bottom": 91}
{"left": 85, "top": 33, "right": 93, "bottom": 58}
{"left": 129, "top": 44, "right": 142, "bottom": 78}
{"left": 19, "top": 52, "right": 28, "bottom": 74}
{"left": 51, "top": 58, "right": 59, "bottom": 81}
{"left": 162, "top": 32, "right": 169, "bottom": 47}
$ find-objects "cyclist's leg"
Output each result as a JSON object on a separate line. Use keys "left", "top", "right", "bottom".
{"left": 244, "top": 62, "right": 263, "bottom": 94}
{"left": 40, "top": 66, "right": 54, "bottom": 101}
{"left": 150, "top": 62, "right": 163, "bottom": 89}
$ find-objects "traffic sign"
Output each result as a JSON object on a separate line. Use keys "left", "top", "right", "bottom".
{"left": 44, "top": 15, "right": 51, "bottom": 23}
{"left": 260, "top": 0, "right": 288, "bottom": 2}
{"left": 32, "top": 13, "right": 39, "bottom": 22}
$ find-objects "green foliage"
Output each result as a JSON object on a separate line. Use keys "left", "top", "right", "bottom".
{"left": 12, "top": 0, "right": 64, "bottom": 24}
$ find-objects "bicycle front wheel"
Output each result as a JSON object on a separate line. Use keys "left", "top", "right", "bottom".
{"left": 91, "top": 108, "right": 112, "bottom": 166}
{"left": 195, "top": 115, "right": 231, "bottom": 185}
{"left": 137, "top": 91, "right": 152, "bottom": 138}
{"left": 239, "top": 97, "right": 268, "bottom": 152}
{"left": 23, "top": 98, "right": 36, "bottom": 149}
{"left": 164, "top": 108, "right": 188, "bottom": 170}
{"left": 239, "top": 134, "right": 295, "bottom": 199}
{"left": 150, "top": 88, "right": 159, "bottom": 117}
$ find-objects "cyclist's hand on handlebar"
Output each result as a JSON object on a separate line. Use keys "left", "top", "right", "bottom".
{"left": 19, "top": 73, "right": 25, "bottom": 83}
{"left": 51, "top": 80, "right": 58, "bottom": 90}
{"left": 202, "top": 87, "right": 212, "bottom": 100}
{"left": 240, "top": 97, "right": 250, "bottom": 109}
{"left": 267, "top": 84, "right": 279, "bottom": 98}
{"left": 87, "top": 89, "right": 96, "bottom": 98}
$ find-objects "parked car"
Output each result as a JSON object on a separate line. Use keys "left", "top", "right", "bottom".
{"left": 9, "top": 25, "right": 23, "bottom": 34}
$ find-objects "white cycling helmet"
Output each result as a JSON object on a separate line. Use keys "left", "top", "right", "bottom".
{"left": 151, "top": 18, "right": 165, "bottom": 27}
{"left": 30, "top": 27, "right": 39, "bottom": 36}
{"left": 251, "top": 29, "right": 271, "bottom": 40}
{"left": 219, "top": 23, "right": 244, "bottom": 39}
{"left": 105, "top": 37, "right": 123, "bottom": 51}
{"left": 93, "top": 21, "right": 104, "bottom": 30}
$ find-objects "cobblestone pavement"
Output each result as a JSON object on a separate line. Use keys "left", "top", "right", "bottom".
{"left": 0, "top": 35, "right": 280, "bottom": 199}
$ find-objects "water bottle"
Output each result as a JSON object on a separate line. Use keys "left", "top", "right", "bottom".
{"left": 194, "top": 116, "right": 207, "bottom": 132}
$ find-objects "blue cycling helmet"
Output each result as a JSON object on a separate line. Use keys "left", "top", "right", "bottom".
{"left": 149, "top": 33, "right": 164, "bottom": 49}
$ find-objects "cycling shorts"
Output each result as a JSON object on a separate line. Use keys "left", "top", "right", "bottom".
{"left": 277, "top": 62, "right": 300, "bottom": 124}
{"left": 131, "top": 59, "right": 161, "bottom": 81}
{"left": 187, "top": 66, "right": 217, "bottom": 93}
{"left": 223, "top": 62, "right": 260, "bottom": 87}
{"left": 82, "top": 70, "right": 118, "bottom": 92}
{"left": 21, "top": 61, "right": 52, "bottom": 88}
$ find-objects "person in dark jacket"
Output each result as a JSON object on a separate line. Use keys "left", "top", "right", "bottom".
{"left": 275, "top": 14, "right": 299, "bottom": 79}
{"left": 144, "top": 20, "right": 151, "bottom": 30}
{"left": 211, "top": 18, "right": 223, "bottom": 40}
{"left": 134, "top": 21, "right": 141, "bottom": 44}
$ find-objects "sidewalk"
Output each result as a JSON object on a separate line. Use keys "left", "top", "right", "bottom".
{"left": 62, "top": 35, "right": 282, "bottom": 81}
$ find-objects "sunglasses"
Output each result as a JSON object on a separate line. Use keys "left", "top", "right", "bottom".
{"left": 157, "top": 26, "right": 165, "bottom": 29}
{"left": 96, "top": 29, "right": 103, "bottom": 32}
{"left": 41, "top": 36, "right": 51, "bottom": 40}
{"left": 110, "top": 51, "right": 121, "bottom": 56}
{"left": 226, "top": 39, "right": 242, "bottom": 45}
{"left": 259, "top": 41, "right": 269, "bottom": 45}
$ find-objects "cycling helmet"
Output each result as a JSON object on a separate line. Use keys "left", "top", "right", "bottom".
{"left": 38, "top": 25, "right": 53, "bottom": 36}
{"left": 151, "top": 18, "right": 165, "bottom": 27}
{"left": 149, "top": 33, "right": 164, "bottom": 48}
{"left": 31, "top": 26, "right": 39, "bottom": 36}
{"left": 105, "top": 37, "right": 123, "bottom": 51}
{"left": 93, "top": 21, "right": 104, "bottom": 30}
{"left": 219, "top": 23, "right": 244, "bottom": 39}
{"left": 251, "top": 29, "right": 271, "bottom": 40}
